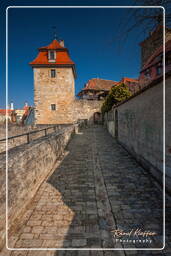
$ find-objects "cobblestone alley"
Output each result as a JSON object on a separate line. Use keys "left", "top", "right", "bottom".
{"left": 1, "top": 126, "right": 170, "bottom": 256}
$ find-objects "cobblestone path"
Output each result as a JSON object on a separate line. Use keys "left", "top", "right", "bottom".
{"left": 1, "top": 126, "right": 170, "bottom": 256}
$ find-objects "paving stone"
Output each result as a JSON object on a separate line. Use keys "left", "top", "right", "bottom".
{"left": 32, "top": 226, "right": 44, "bottom": 233}
{"left": 71, "top": 239, "right": 87, "bottom": 247}
{"left": 3, "top": 126, "right": 169, "bottom": 254}
{"left": 15, "top": 239, "right": 43, "bottom": 248}
{"left": 20, "top": 233, "right": 34, "bottom": 239}
{"left": 11, "top": 251, "right": 29, "bottom": 256}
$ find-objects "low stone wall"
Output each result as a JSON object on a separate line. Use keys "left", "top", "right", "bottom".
{"left": 104, "top": 76, "right": 170, "bottom": 194}
{"left": 0, "top": 124, "right": 77, "bottom": 249}
{"left": 0, "top": 124, "right": 70, "bottom": 153}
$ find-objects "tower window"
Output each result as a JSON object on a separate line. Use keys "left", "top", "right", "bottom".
{"left": 49, "top": 51, "right": 55, "bottom": 60}
{"left": 51, "top": 104, "right": 56, "bottom": 111}
{"left": 51, "top": 69, "right": 56, "bottom": 78}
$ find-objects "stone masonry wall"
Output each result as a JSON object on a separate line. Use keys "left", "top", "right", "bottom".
{"left": 105, "top": 77, "right": 171, "bottom": 193}
{"left": 34, "top": 67, "right": 75, "bottom": 124}
{"left": 72, "top": 100, "right": 103, "bottom": 124}
{"left": 34, "top": 66, "right": 103, "bottom": 124}
{"left": 0, "top": 125, "right": 76, "bottom": 249}
{"left": 0, "top": 124, "right": 69, "bottom": 153}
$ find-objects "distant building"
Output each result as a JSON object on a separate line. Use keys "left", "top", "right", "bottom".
{"left": 0, "top": 103, "right": 34, "bottom": 125}
{"left": 14, "top": 103, "right": 33, "bottom": 124}
{"left": 115, "top": 77, "right": 140, "bottom": 94}
{"left": 22, "top": 106, "right": 34, "bottom": 125}
{"left": 140, "top": 25, "right": 171, "bottom": 68}
{"left": 77, "top": 78, "right": 118, "bottom": 100}
{"left": 139, "top": 32, "right": 171, "bottom": 86}
{"left": 140, "top": 39, "right": 171, "bottom": 81}
{"left": 0, "top": 109, "right": 16, "bottom": 124}
{"left": 15, "top": 109, "right": 26, "bottom": 123}
{"left": 77, "top": 77, "right": 139, "bottom": 100}
{"left": 0, "top": 103, "right": 16, "bottom": 124}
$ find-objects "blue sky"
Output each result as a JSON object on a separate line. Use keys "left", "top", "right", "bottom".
{"left": 0, "top": 0, "right": 152, "bottom": 108}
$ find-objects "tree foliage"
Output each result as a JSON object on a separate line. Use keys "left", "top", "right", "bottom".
{"left": 101, "top": 83, "right": 132, "bottom": 114}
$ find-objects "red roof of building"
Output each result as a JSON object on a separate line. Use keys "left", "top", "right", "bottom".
{"left": 82, "top": 78, "right": 118, "bottom": 91}
{"left": 29, "top": 39, "right": 75, "bottom": 66}
{"left": 77, "top": 77, "right": 139, "bottom": 97}
{"left": 39, "top": 39, "right": 64, "bottom": 50}
{"left": 0, "top": 109, "right": 13, "bottom": 116}
{"left": 118, "top": 77, "right": 139, "bottom": 84}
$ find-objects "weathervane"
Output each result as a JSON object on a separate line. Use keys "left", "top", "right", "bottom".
{"left": 52, "top": 26, "right": 58, "bottom": 40}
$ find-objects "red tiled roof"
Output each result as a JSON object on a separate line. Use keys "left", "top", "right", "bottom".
{"left": 39, "top": 39, "right": 64, "bottom": 50}
{"left": 0, "top": 109, "right": 13, "bottom": 115}
{"left": 119, "top": 77, "right": 138, "bottom": 84}
{"left": 82, "top": 78, "right": 118, "bottom": 91}
{"left": 23, "top": 106, "right": 30, "bottom": 116}
{"left": 142, "top": 39, "right": 171, "bottom": 71}
{"left": 30, "top": 39, "right": 75, "bottom": 66}
{"left": 23, "top": 106, "right": 29, "bottom": 111}
{"left": 77, "top": 77, "right": 139, "bottom": 97}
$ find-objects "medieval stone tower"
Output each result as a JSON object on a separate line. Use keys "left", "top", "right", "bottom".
{"left": 30, "top": 39, "right": 76, "bottom": 124}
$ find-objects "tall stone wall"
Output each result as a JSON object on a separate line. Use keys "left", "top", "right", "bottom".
{"left": 105, "top": 76, "right": 170, "bottom": 193}
{"left": 72, "top": 100, "right": 103, "bottom": 124}
{"left": 0, "top": 125, "right": 76, "bottom": 249}
{"left": 34, "top": 67, "right": 75, "bottom": 124}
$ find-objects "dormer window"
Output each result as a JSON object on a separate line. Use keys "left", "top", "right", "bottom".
{"left": 48, "top": 50, "right": 56, "bottom": 62}
{"left": 50, "top": 51, "right": 55, "bottom": 60}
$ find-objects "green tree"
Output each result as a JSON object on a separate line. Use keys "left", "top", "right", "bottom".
{"left": 101, "top": 83, "right": 132, "bottom": 114}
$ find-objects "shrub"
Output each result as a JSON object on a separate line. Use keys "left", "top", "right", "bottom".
{"left": 101, "top": 83, "right": 132, "bottom": 114}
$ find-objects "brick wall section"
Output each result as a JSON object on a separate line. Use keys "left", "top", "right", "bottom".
{"left": 105, "top": 77, "right": 171, "bottom": 193}
{"left": 0, "top": 124, "right": 78, "bottom": 249}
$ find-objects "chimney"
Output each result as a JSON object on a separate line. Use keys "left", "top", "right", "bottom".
{"left": 10, "top": 102, "right": 14, "bottom": 110}
{"left": 59, "top": 40, "right": 64, "bottom": 47}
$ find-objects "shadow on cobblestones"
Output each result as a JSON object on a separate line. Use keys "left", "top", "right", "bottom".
{"left": 47, "top": 130, "right": 103, "bottom": 249}
{"left": 2, "top": 126, "right": 168, "bottom": 256}
{"left": 47, "top": 126, "right": 164, "bottom": 251}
